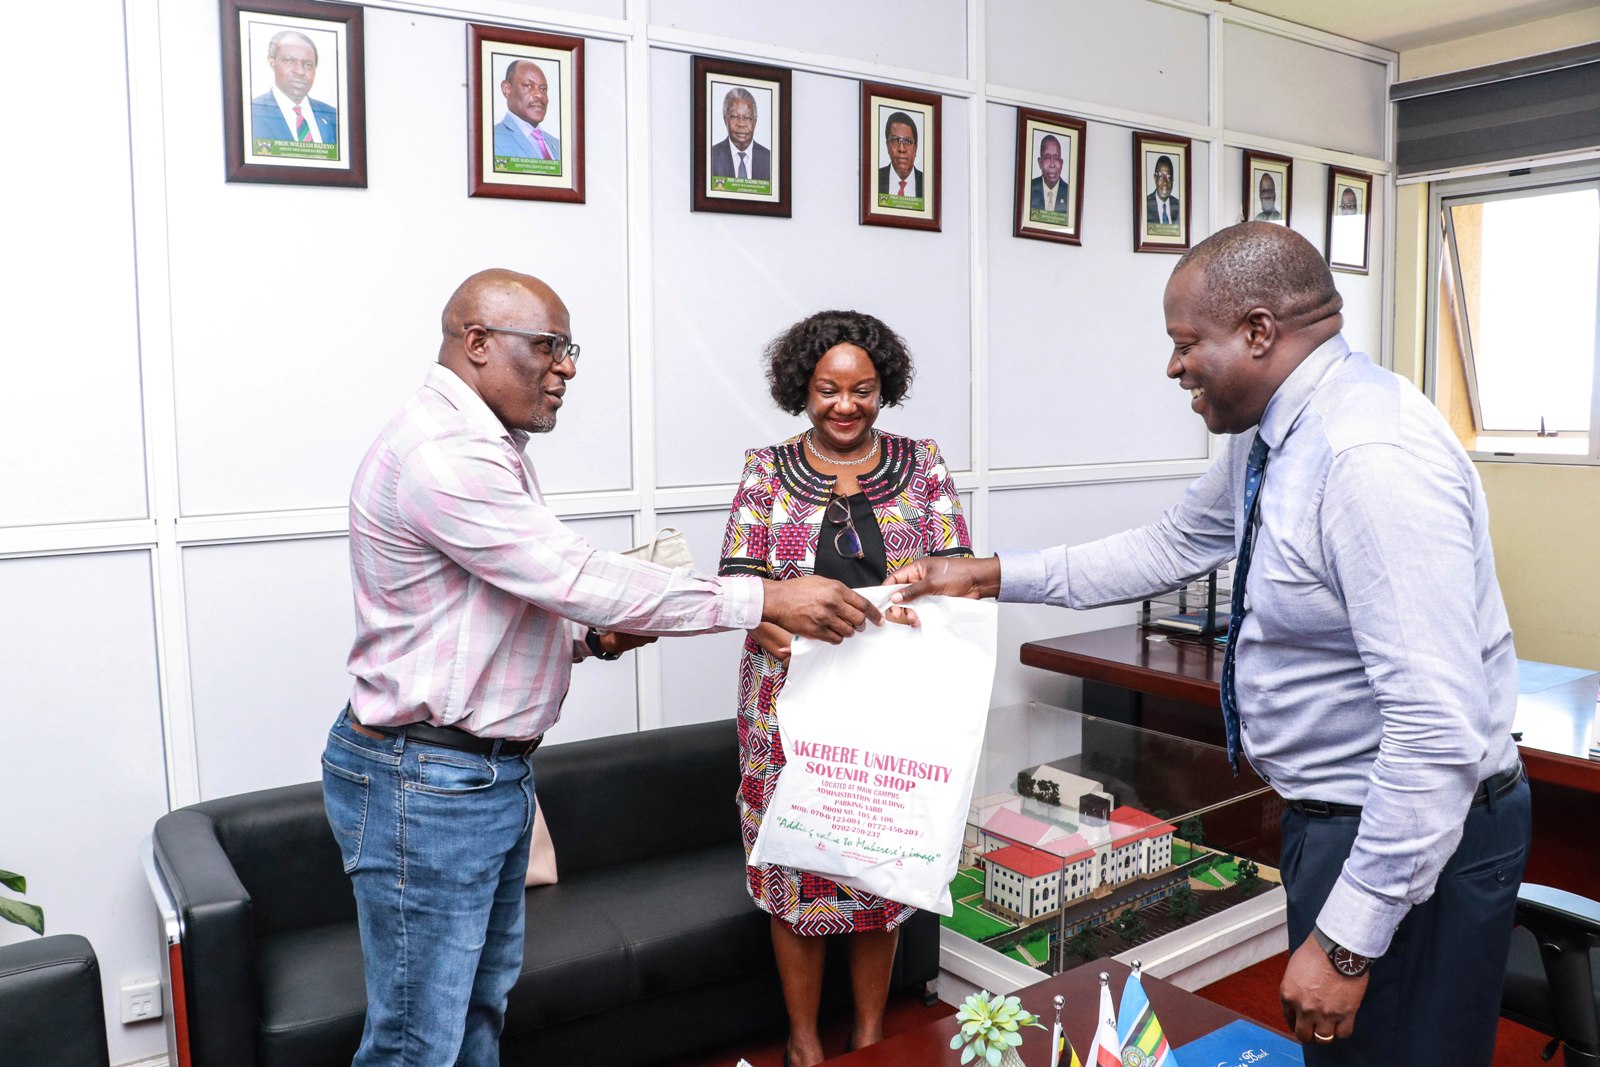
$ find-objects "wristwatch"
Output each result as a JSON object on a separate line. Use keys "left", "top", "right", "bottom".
{"left": 1312, "top": 926, "right": 1373, "bottom": 977}
{"left": 585, "top": 627, "right": 621, "bottom": 661}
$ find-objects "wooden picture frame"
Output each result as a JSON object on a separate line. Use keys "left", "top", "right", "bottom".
{"left": 691, "top": 56, "right": 791, "bottom": 217}
{"left": 468, "top": 25, "right": 585, "bottom": 203}
{"left": 220, "top": 0, "right": 366, "bottom": 187}
{"left": 1243, "top": 150, "right": 1292, "bottom": 227}
{"left": 1133, "top": 130, "right": 1191, "bottom": 253}
{"left": 860, "top": 82, "right": 941, "bottom": 232}
{"left": 1014, "top": 108, "right": 1087, "bottom": 246}
{"left": 1326, "top": 167, "right": 1373, "bottom": 274}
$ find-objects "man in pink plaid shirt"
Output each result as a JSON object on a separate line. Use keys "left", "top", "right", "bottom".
{"left": 324, "top": 268, "right": 881, "bottom": 1066}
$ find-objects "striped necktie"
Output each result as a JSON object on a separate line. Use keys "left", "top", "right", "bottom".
{"left": 293, "top": 105, "right": 311, "bottom": 142}
{"left": 1219, "top": 433, "right": 1269, "bottom": 775}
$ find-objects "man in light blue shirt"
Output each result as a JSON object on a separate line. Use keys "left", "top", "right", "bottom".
{"left": 890, "top": 223, "right": 1529, "bottom": 1066}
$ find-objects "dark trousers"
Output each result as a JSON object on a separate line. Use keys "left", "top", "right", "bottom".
{"left": 1280, "top": 776, "right": 1531, "bottom": 1066}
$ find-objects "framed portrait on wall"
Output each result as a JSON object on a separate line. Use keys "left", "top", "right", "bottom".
{"left": 1243, "top": 150, "right": 1292, "bottom": 226}
{"left": 220, "top": 0, "right": 366, "bottom": 187}
{"left": 859, "top": 82, "right": 941, "bottom": 232}
{"left": 1326, "top": 167, "right": 1372, "bottom": 274}
{"left": 690, "top": 56, "right": 791, "bottom": 217}
{"left": 1132, "top": 131, "right": 1191, "bottom": 253}
{"left": 468, "top": 25, "right": 584, "bottom": 202}
{"left": 1013, "top": 108, "right": 1087, "bottom": 245}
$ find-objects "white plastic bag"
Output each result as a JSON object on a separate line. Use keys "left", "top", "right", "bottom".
{"left": 748, "top": 586, "right": 998, "bottom": 914}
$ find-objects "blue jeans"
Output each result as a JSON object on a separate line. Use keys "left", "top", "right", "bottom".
{"left": 322, "top": 709, "right": 536, "bottom": 1067}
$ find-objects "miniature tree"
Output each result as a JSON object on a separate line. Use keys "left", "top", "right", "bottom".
{"left": 1167, "top": 882, "right": 1199, "bottom": 923}
{"left": 1236, "top": 858, "right": 1261, "bottom": 895}
{"left": 1038, "top": 781, "right": 1060, "bottom": 806}
{"left": 1178, "top": 816, "right": 1205, "bottom": 846}
{"left": 1111, "top": 910, "right": 1146, "bottom": 942}
{"left": 1063, "top": 927, "right": 1096, "bottom": 963}
{"left": 1016, "top": 771, "right": 1036, "bottom": 798}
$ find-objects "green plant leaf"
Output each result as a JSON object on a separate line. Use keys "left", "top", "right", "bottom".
{"left": 960, "top": 1043, "right": 976, "bottom": 1065}
{"left": 986, "top": 1044, "right": 1003, "bottom": 1067}
{"left": 951, "top": 1033, "right": 966, "bottom": 1051}
{"left": 1003, "top": 1031, "right": 1023, "bottom": 1046}
{"left": 0, "top": 895, "right": 45, "bottom": 935}
{"left": 0, "top": 870, "right": 25, "bottom": 894}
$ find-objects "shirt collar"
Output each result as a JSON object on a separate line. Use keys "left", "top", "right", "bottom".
{"left": 423, "top": 363, "right": 528, "bottom": 448}
{"left": 1256, "top": 332, "right": 1349, "bottom": 451}
{"left": 504, "top": 111, "right": 536, "bottom": 138}
{"left": 272, "top": 84, "right": 309, "bottom": 114}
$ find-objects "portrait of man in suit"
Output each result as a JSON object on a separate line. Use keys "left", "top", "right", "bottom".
{"left": 494, "top": 59, "right": 560, "bottom": 163}
{"left": 1146, "top": 154, "right": 1180, "bottom": 227}
{"left": 1254, "top": 172, "right": 1284, "bottom": 222}
{"left": 1339, "top": 186, "right": 1361, "bottom": 215}
{"left": 1029, "top": 133, "right": 1068, "bottom": 217}
{"left": 249, "top": 29, "right": 338, "bottom": 148}
{"left": 709, "top": 87, "right": 770, "bottom": 184}
{"left": 877, "top": 110, "right": 923, "bottom": 200}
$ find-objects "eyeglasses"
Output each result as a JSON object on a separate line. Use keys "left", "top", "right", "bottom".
{"left": 886, "top": 135, "right": 916, "bottom": 148}
{"left": 826, "top": 491, "right": 865, "bottom": 560}
{"left": 479, "top": 326, "right": 581, "bottom": 365}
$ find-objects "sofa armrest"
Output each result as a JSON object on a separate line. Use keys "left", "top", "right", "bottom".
{"left": 0, "top": 934, "right": 109, "bottom": 1067}
{"left": 153, "top": 808, "right": 259, "bottom": 1067}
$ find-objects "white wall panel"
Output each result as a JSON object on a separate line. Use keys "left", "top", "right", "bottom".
{"left": 656, "top": 507, "right": 747, "bottom": 727}
{"left": 988, "top": 110, "right": 1210, "bottom": 468}
{"left": 652, "top": 52, "right": 973, "bottom": 486}
{"left": 162, "top": 4, "right": 634, "bottom": 516}
{"left": 987, "top": 0, "right": 1210, "bottom": 125}
{"left": 0, "top": 553, "right": 169, "bottom": 1067}
{"left": 1223, "top": 25, "right": 1388, "bottom": 160}
{"left": 185, "top": 537, "right": 355, "bottom": 797}
{"left": 650, "top": 0, "right": 967, "bottom": 78}
{"left": 986, "top": 479, "right": 1193, "bottom": 707}
{"left": 0, "top": 1, "right": 147, "bottom": 528}
{"left": 501, "top": 0, "right": 625, "bottom": 19}
{"left": 540, "top": 516, "right": 645, "bottom": 744}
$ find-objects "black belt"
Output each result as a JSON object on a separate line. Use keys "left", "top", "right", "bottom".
{"left": 1287, "top": 761, "right": 1524, "bottom": 819}
{"left": 345, "top": 709, "right": 542, "bottom": 758}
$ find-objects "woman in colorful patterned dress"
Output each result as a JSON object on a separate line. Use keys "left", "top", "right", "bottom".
{"left": 718, "top": 310, "right": 973, "bottom": 1066}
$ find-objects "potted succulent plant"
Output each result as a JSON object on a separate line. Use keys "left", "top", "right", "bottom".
{"left": 0, "top": 868, "right": 44, "bottom": 935}
{"left": 950, "top": 990, "right": 1045, "bottom": 1067}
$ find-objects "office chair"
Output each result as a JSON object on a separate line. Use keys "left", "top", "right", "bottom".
{"left": 1503, "top": 883, "right": 1600, "bottom": 1065}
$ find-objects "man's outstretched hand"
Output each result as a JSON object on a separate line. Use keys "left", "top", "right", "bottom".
{"left": 761, "top": 576, "right": 883, "bottom": 644}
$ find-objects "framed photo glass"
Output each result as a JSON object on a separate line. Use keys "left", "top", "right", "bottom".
{"left": 221, "top": 0, "right": 366, "bottom": 186}
{"left": 1133, "top": 131, "right": 1191, "bottom": 252}
{"left": 860, "top": 82, "right": 940, "bottom": 232}
{"left": 1014, "top": 109, "right": 1087, "bottom": 245}
{"left": 1327, "top": 168, "right": 1373, "bottom": 274}
{"left": 1244, "top": 150, "right": 1292, "bottom": 227}
{"left": 691, "top": 56, "right": 791, "bottom": 217}
{"left": 469, "top": 25, "right": 584, "bottom": 202}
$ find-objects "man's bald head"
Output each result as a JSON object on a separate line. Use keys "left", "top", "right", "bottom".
{"left": 1174, "top": 222, "right": 1342, "bottom": 335}
{"left": 438, "top": 269, "right": 574, "bottom": 434}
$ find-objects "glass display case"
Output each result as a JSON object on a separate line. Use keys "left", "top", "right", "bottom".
{"left": 1137, "top": 567, "right": 1232, "bottom": 637}
{"left": 942, "top": 702, "right": 1283, "bottom": 984}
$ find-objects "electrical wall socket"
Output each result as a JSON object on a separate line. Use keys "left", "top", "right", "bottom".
{"left": 120, "top": 978, "right": 163, "bottom": 1023}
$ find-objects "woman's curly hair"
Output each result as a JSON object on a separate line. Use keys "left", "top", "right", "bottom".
{"left": 764, "top": 310, "right": 914, "bottom": 415}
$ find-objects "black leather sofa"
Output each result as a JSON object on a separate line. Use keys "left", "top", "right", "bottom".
{"left": 0, "top": 933, "right": 111, "bottom": 1067}
{"left": 149, "top": 719, "right": 940, "bottom": 1066}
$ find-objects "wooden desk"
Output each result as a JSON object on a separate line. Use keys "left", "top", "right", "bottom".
{"left": 1021, "top": 624, "right": 1599, "bottom": 791}
{"left": 828, "top": 959, "right": 1252, "bottom": 1065}
{"left": 1021, "top": 624, "right": 1600, "bottom": 893}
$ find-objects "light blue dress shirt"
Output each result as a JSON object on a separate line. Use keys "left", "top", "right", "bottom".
{"left": 998, "top": 333, "right": 1520, "bottom": 957}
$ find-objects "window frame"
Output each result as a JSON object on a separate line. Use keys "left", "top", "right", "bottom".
{"left": 1424, "top": 159, "right": 1600, "bottom": 466}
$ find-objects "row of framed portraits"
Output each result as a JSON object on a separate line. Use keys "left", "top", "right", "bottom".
{"left": 220, "top": 0, "right": 1372, "bottom": 273}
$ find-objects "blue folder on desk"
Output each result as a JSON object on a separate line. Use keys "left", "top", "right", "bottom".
{"left": 1174, "top": 1018, "right": 1303, "bottom": 1065}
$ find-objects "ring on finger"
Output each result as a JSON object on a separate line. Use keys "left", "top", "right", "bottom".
{"left": 1313, "top": 1032, "right": 1335, "bottom": 1043}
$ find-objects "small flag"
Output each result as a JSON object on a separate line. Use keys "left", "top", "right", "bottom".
{"left": 1116, "top": 964, "right": 1176, "bottom": 1066}
{"left": 1050, "top": 993, "right": 1082, "bottom": 1067}
{"left": 1087, "top": 973, "right": 1122, "bottom": 1067}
